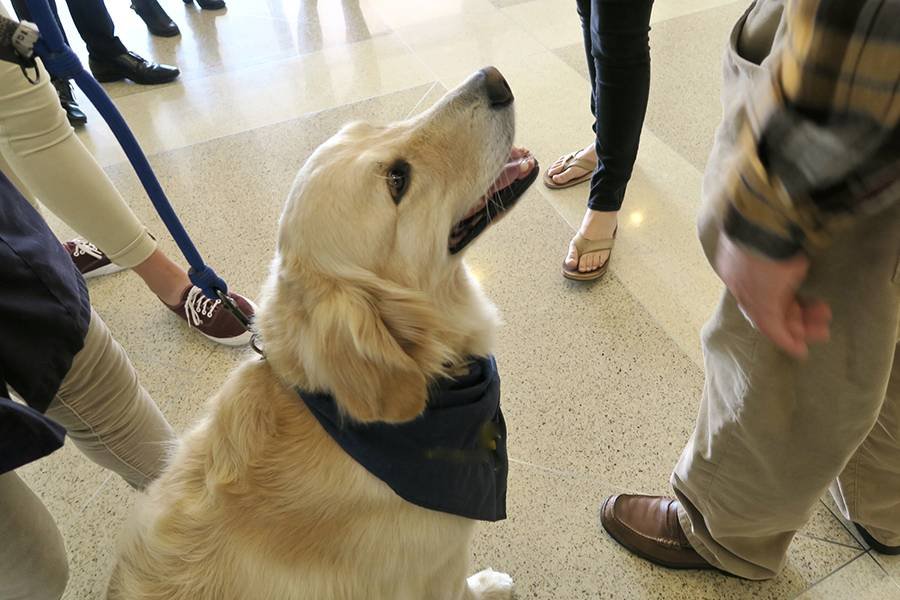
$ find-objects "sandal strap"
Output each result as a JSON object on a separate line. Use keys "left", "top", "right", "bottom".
{"left": 571, "top": 231, "right": 616, "bottom": 255}
{"left": 561, "top": 153, "right": 595, "bottom": 173}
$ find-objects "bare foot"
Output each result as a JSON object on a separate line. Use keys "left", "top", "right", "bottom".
{"left": 489, "top": 146, "right": 536, "bottom": 195}
{"left": 546, "top": 143, "right": 596, "bottom": 186}
{"left": 564, "top": 209, "right": 618, "bottom": 273}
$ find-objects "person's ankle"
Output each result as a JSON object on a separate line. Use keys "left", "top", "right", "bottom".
{"left": 159, "top": 284, "right": 190, "bottom": 308}
{"left": 580, "top": 209, "right": 618, "bottom": 238}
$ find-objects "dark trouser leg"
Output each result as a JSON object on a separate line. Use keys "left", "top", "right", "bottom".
{"left": 62, "top": 0, "right": 128, "bottom": 59}
{"left": 575, "top": 0, "right": 597, "bottom": 123}
{"left": 10, "top": 0, "right": 72, "bottom": 49}
{"left": 586, "top": 0, "right": 654, "bottom": 212}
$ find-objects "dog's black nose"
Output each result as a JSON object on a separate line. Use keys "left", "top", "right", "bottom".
{"left": 481, "top": 66, "right": 513, "bottom": 108}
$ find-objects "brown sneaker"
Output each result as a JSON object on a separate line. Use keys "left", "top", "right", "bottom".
{"left": 600, "top": 494, "right": 716, "bottom": 570}
{"left": 165, "top": 285, "right": 257, "bottom": 347}
{"left": 63, "top": 239, "right": 127, "bottom": 279}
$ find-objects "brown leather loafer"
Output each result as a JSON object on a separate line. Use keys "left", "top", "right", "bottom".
{"left": 601, "top": 494, "right": 715, "bottom": 570}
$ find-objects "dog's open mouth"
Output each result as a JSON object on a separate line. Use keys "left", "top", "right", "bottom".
{"left": 448, "top": 150, "right": 540, "bottom": 255}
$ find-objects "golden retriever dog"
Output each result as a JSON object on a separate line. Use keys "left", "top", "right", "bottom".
{"left": 107, "top": 66, "right": 538, "bottom": 600}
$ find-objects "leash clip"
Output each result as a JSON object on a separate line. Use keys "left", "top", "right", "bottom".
{"left": 213, "top": 288, "right": 264, "bottom": 357}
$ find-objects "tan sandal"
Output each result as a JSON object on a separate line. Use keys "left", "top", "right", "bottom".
{"left": 543, "top": 151, "right": 595, "bottom": 190}
{"left": 562, "top": 229, "right": 616, "bottom": 281}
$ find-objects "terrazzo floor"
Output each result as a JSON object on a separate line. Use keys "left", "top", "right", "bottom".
{"left": 5, "top": 0, "right": 899, "bottom": 597}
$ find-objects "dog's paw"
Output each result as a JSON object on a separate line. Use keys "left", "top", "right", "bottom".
{"left": 466, "top": 568, "right": 514, "bottom": 599}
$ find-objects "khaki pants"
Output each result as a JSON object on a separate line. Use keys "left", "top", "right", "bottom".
{"left": 0, "top": 311, "right": 175, "bottom": 599}
{"left": 0, "top": 4, "right": 156, "bottom": 268}
{"left": 671, "top": 0, "right": 900, "bottom": 580}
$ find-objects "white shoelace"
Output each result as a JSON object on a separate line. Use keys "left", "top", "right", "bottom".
{"left": 71, "top": 239, "right": 104, "bottom": 260}
{"left": 184, "top": 286, "right": 222, "bottom": 327}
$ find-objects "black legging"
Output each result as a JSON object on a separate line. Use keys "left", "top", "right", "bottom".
{"left": 12, "top": 0, "right": 127, "bottom": 61}
{"left": 576, "top": 0, "right": 654, "bottom": 212}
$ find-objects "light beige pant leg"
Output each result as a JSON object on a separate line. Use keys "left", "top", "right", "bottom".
{"left": 671, "top": 0, "right": 900, "bottom": 579}
{"left": 0, "top": 472, "right": 69, "bottom": 600}
{"left": 46, "top": 309, "right": 176, "bottom": 489}
{"left": 0, "top": 27, "right": 157, "bottom": 268}
{"left": 672, "top": 201, "right": 899, "bottom": 578}
{"left": 0, "top": 309, "right": 175, "bottom": 597}
{"left": 832, "top": 345, "right": 900, "bottom": 545}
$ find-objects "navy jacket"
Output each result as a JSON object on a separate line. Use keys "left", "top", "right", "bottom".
{"left": 0, "top": 171, "right": 90, "bottom": 474}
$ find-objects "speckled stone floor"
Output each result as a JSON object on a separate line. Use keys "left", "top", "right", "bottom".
{"left": 9, "top": 0, "right": 899, "bottom": 597}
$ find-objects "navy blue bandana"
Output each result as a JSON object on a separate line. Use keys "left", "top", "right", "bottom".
{"left": 297, "top": 355, "right": 507, "bottom": 522}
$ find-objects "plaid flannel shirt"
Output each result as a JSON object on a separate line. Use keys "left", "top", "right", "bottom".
{"left": 722, "top": 0, "right": 900, "bottom": 259}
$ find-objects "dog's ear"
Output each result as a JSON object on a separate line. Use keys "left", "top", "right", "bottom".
{"left": 304, "top": 277, "right": 453, "bottom": 424}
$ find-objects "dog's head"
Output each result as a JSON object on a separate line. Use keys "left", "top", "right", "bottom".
{"left": 258, "top": 68, "right": 536, "bottom": 424}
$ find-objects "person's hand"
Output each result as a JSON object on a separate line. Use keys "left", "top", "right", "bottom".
{"left": 713, "top": 234, "right": 832, "bottom": 358}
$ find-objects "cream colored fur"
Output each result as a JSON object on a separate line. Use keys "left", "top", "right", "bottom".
{"left": 108, "top": 70, "right": 518, "bottom": 600}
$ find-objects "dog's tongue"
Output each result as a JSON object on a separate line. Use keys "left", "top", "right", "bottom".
{"left": 461, "top": 151, "right": 536, "bottom": 220}
{"left": 487, "top": 152, "right": 536, "bottom": 197}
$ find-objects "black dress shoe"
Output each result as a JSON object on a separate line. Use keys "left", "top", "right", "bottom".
{"left": 854, "top": 523, "right": 900, "bottom": 555}
{"left": 52, "top": 78, "right": 87, "bottom": 126}
{"left": 89, "top": 51, "right": 180, "bottom": 85}
{"left": 185, "top": 0, "right": 226, "bottom": 10}
{"left": 132, "top": 0, "right": 180, "bottom": 37}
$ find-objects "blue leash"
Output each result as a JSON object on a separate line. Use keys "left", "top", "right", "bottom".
{"left": 20, "top": 0, "right": 251, "bottom": 329}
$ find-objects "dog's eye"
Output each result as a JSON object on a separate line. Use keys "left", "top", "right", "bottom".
{"left": 387, "top": 160, "right": 410, "bottom": 204}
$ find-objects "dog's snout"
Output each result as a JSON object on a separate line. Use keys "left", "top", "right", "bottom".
{"left": 481, "top": 67, "right": 513, "bottom": 108}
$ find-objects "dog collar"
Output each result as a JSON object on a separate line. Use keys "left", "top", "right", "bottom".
{"left": 296, "top": 355, "right": 508, "bottom": 522}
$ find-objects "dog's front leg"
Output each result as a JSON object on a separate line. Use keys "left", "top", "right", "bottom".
{"left": 465, "top": 568, "right": 514, "bottom": 600}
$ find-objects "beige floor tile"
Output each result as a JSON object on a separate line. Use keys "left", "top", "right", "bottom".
{"left": 552, "top": 40, "right": 591, "bottom": 80}
{"left": 466, "top": 167, "right": 700, "bottom": 489}
{"left": 224, "top": 0, "right": 392, "bottom": 55}
{"left": 473, "top": 462, "right": 865, "bottom": 599}
{"left": 534, "top": 129, "right": 722, "bottom": 368}
{"left": 367, "top": 0, "right": 498, "bottom": 29}
{"left": 800, "top": 499, "right": 865, "bottom": 550}
{"left": 15, "top": 443, "right": 109, "bottom": 533}
{"left": 128, "top": 335, "right": 242, "bottom": 434}
{"left": 500, "top": 0, "right": 585, "bottom": 51}
{"left": 393, "top": 7, "right": 547, "bottom": 88}
{"left": 798, "top": 505, "right": 866, "bottom": 550}
{"left": 652, "top": 0, "right": 745, "bottom": 24}
{"left": 797, "top": 554, "right": 900, "bottom": 600}
{"left": 646, "top": 1, "right": 747, "bottom": 171}
{"left": 874, "top": 554, "right": 900, "bottom": 589}
{"left": 44, "top": 0, "right": 393, "bottom": 109}
{"left": 863, "top": 521, "right": 900, "bottom": 589}
{"left": 74, "top": 33, "right": 432, "bottom": 166}
{"left": 490, "top": 0, "right": 533, "bottom": 7}
{"left": 60, "top": 476, "right": 134, "bottom": 600}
